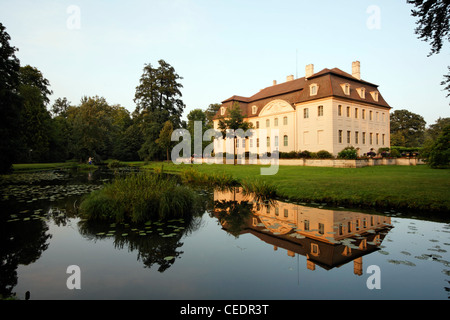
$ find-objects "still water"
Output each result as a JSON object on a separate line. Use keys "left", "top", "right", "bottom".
{"left": 1, "top": 168, "right": 449, "bottom": 300}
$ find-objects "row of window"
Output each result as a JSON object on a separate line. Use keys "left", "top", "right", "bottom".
{"left": 310, "top": 83, "right": 379, "bottom": 101}
{"left": 236, "top": 135, "right": 289, "bottom": 148}
{"left": 253, "top": 116, "right": 288, "bottom": 129}
{"left": 338, "top": 130, "right": 386, "bottom": 145}
{"left": 337, "top": 105, "right": 386, "bottom": 121}
{"left": 302, "top": 105, "right": 386, "bottom": 121}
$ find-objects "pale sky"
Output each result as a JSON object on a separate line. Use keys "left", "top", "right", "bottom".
{"left": 1, "top": 0, "right": 449, "bottom": 125}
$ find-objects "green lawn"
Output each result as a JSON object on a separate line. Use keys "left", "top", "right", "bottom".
{"left": 6, "top": 160, "right": 450, "bottom": 214}
{"left": 143, "top": 162, "right": 450, "bottom": 214}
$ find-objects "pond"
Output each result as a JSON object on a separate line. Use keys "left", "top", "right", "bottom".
{"left": 0, "top": 168, "right": 449, "bottom": 301}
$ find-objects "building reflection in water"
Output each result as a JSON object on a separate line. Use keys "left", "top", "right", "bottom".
{"left": 213, "top": 187, "right": 393, "bottom": 275}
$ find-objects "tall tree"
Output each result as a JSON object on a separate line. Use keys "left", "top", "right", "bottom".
{"left": 187, "top": 108, "right": 209, "bottom": 154}
{"left": 204, "top": 103, "right": 221, "bottom": 128}
{"left": 390, "top": 109, "right": 426, "bottom": 147}
{"left": 133, "top": 60, "right": 185, "bottom": 160}
{"left": 0, "top": 23, "right": 22, "bottom": 172}
{"left": 17, "top": 65, "right": 53, "bottom": 162}
{"left": 407, "top": 0, "right": 450, "bottom": 99}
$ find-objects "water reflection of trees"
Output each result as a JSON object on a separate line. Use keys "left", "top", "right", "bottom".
{"left": 0, "top": 207, "right": 51, "bottom": 299}
{"left": 77, "top": 189, "right": 209, "bottom": 272}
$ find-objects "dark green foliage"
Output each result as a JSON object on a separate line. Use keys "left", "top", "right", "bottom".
{"left": 337, "top": 146, "right": 358, "bottom": 159}
{"left": 0, "top": 23, "right": 22, "bottom": 173}
{"left": 390, "top": 109, "right": 426, "bottom": 147}
{"left": 316, "top": 150, "right": 334, "bottom": 159}
{"left": 427, "top": 124, "right": 450, "bottom": 168}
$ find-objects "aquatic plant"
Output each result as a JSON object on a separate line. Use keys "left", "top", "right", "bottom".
{"left": 79, "top": 172, "right": 199, "bottom": 223}
{"left": 240, "top": 178, "right": 278, "bottom": 201}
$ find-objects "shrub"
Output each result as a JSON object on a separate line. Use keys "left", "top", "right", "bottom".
{"left": 316, "top": 150, "right": 334, "bottom": 159}
{"left": 299, "top": 150, "right": 311, "bottom": 158}
{"left": 338, "top": 146, "right": 358, "bottom": 159}
{"left": 427, "top": 125, "right": 450, "bottom": 168}
{"left": 240, "top": 178, "right": 277, "bottom": 201}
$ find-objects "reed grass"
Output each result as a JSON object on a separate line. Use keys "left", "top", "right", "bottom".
{"left": 79, "top": 172, "right": 199, "bottom": 223}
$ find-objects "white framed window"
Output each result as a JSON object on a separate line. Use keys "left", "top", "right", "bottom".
{"left": 357, "top": 87, "right": 366, "bottom": 99}
{"left": 252, "top": 105, "right": 257, "bottom": 114}
{"left": 283, "top": 116, "right": 288, "bottom": 125}
{"left": 338, "top": 105, "right": 342, "bottom": 116}
{"left": 370, "top": 91, "right": 379, "bottom": 101}
{"left": 318, "top": 105, "right": 324, "bottom": 117}
{"left": 220, "top": 107, "right": 225, "bottom": 115}
{"left": 304, "top": 108, "right": 309, "bottom": 118}
{"left": 274, "top": 118, "right": 278, "bottom": 126}
{"left": 310, "top": 83, "right": 318, "bottom": 96}
{"left": 266, "top": 119, "right": 270, "bottom": 127}
{"left": 283, "top": 135, "right": 288, "bottom": 146}
{"left": 341, "top": 83, "right": 351, "bottom": 95}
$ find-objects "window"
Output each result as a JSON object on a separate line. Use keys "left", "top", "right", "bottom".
{"left": 242, "top": 138, "right": 246, "bottom": 148}
{"left": 362, "top": 109, "right": 366, "bottom": 119}
{"left": 283, "top": 135, "right": 288, "bottom": 147}
{"left": 318, "top": 105, "right": 324, "bottom": 117}
{"left": 274, "top": 136, "right": 279, "bottom": 147}
{"left": 348, "top": 221, "right": 352, "bottom": 233}
{"left": 359, "top": 87, "right": 366, "bottom": 99}
{"left": 338, "top": 130, "right": 343, "bottom": 143}
{"left": 304, "top": 220, "right": 310, "bottom": 231}
{"left": 338, "top": 105, "right": 342, "bottom": 116}
{"left": 274, "top": 207, "right": 278, "bottom": 216}
{"left": 355, "top": 131, "right": 359, "bottom": 144}
{"left": 256, "top": 138, "right": 259, "bottom": 148}
{"left": 266, "top": 119, "right": 270, "bottom": 127}
{"left": 382, "top": 113, "right": 385, "bottom": 122}
{"left": 304, "top": 108, "right": 309, "bottom": 118}
{"left": 256, "top": 121, "right": 259, "bottom": 129}
{"left": 274, "top": 118, "right": 278, "bottom": 126}
{"left": 310, "top": 83, "right": 318, "bottom": 96}
{"left": 376, "top": 133, "right": 379, "bottom": 144}
{"left": 370, "top": 133, "right": 373, "bottom": 144}
{"left": 362, "top": 132, "right": 366, "bottom": 144}
{"left": 283, "top": 116, "right": 288, "bottom": 125}
{"left": 382, "top": 134, "right": 385, "bottom": 145}
{"left": 347, "top": 131, "right": 351, "bottom": 144}
{"left": 318, "top": 223, "right": 324, "bottom": 235}
{"left": 346, "top": 106, "right": 350, "bottom": 117}
{"left": 284, "top": 209, "right": 288, "bottom": 218}
{"left": 236, "top": 139, "right": 239, "bottom": 148}
{"left": 252, "top": 105, "right": 257, "bottom": 114}
{"left": 370, "top": 91, "right": 379, "bottom": 101}
{"left": 355, "top": 108, "right": 358, "bottom": 118}
{"left": 311, "top": 243, "right": 320, "bottom": 256}
{"left": 342, "top": 83, "right": 350, "bottom": 95}
{"left": 220, "top": 107, "right": 225, "bottom": 115}
{"left": 376, "top": 112, "right": 379, "bottom": 121}
{"left": 267, "top": 136, "right": 270, "bottom": 147}
{"left": 370, "top": 110, "right": 373, "bottom": 120}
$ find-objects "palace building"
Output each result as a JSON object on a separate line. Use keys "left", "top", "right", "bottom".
{"left": 213, "top": 61, "right": 391, "bottom": 157}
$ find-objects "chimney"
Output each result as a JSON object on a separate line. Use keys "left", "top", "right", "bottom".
{"left": 305, "top": 64, "right": 314, "bottom": 78}
{"left": 286, "top": 75, "right": 294, "bottom": 82}
{"left": 352, "top": 61, "right": 361, "bottom": 80}
{"left": 273, "top": 80, "right": 277, "bottom": 86}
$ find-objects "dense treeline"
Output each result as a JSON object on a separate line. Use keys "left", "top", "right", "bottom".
{"left": 0, "top": 22, "right": 223, "bottom": 173}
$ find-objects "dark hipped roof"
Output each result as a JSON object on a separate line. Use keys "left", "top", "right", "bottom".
{"left": 216, "top": 67, "right": 391, "bottom": 119}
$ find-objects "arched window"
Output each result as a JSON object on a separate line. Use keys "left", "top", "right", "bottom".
{"left": 283, "top": 135, "right": 288, "bottom": 146}
{"left": 283, "top": 116, "right": 288, "bottom": 125}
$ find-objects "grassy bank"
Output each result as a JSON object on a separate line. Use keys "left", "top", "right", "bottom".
{"left": 143, "top": 162, "right": 450, "bottom": 214}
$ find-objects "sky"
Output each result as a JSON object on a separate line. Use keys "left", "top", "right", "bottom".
{"left": 1, "top": 0, "right": 449, "bottom": 125}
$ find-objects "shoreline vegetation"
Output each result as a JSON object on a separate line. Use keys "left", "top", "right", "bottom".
{"left": 3, "top": 160, "right": 450, "bottom": 215}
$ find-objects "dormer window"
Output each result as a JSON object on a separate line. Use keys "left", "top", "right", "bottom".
{"left": 252, "top": 105, "right": 258, "bottom": 114}
{"left": 341, "top": 83, "right": 351, "bottom": 95}
{"left": 220, "top": 107, "right": 225, "bottom": 115}
{"left": 370, "top": 91, "right": 379, "bottom": 101}
{"left": 310, "top": 83, "right": 318, "bottom": 96}
{"left": 357, "top": 87, "right": 366, "bottom": 99}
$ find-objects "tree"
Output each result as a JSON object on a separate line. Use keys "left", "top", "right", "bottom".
{"left": 426, "top": 117, "right": 450, "bottom": 141}
{"left": 133, "top": 60, "right": 185, "bottom": 160}
{"left": 17, "top": 65, "right": 53, "bottom": 162}
{"left": 204, "top": 103, "right": 221, "bottom": 128}
{"left": 426, "top": 124, "right": 450, "bottom": 168}
{"left": 217, "top": 102, "right": 252, "bottom": 164}
{"left": 390, "top": 109, "right": 426, "bottom": 147}
{"left": 0, "top": 23, "right": 23, "bottom": 173}
{"left": 407, "top": 0, "right": 450, "bottom": 99}
{"left": 156, "top": 120, "right": 174, "bottom": 162}
{"left": 187, "top": 108, "right": 209, "bottom": 154}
